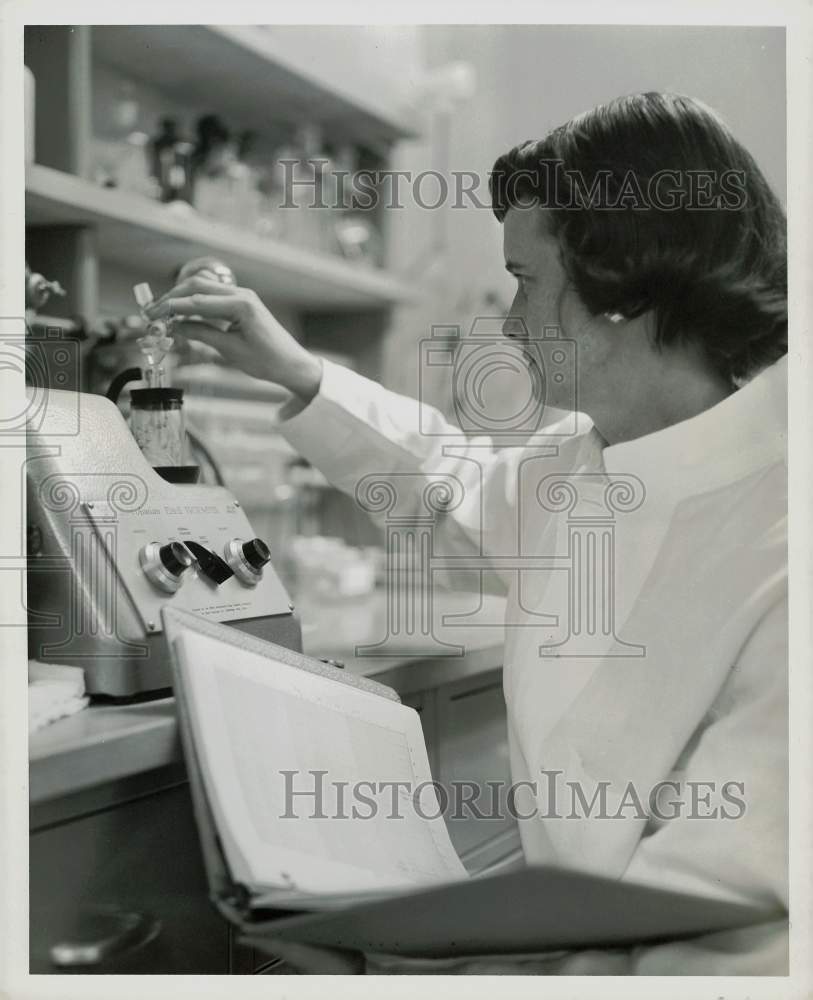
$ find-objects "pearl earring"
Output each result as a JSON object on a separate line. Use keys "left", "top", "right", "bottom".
{"left": 604, "top": 311, "right": 625, "bottom": 324}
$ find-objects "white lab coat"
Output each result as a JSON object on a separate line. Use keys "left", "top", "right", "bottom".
{"left": 281, "top": 355, "right": 788, "bottom": 974}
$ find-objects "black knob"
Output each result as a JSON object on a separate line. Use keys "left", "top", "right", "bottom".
{"left": 159, "top": 541, "right": 194, "bottom": 577}
{"left": 242, "top": 537, "right": 271, "bottom": 571}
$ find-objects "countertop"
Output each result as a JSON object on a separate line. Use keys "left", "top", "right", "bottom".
{"left": 29, "top": 589, "right": 506, "bottom": 806}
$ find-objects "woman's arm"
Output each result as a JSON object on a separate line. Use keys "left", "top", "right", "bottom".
{"left": 146, "top": 278, "right": 566, "bottom": 595}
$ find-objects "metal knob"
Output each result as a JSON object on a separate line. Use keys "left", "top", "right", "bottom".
{"left": 224, "top": 537, "right": 271, "bottom": 586}
{"left": 242, "top": 537, "right": 271, "bottom": 571}
{"left": 139, "top": 541, "right": 194, "bottom": 593}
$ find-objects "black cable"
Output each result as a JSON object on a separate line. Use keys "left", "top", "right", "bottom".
{"left": 186, "top": 425, "right": 226, "bottom": 486}
{"left": 105, "top": 367, "right": 143, "bottom": 403}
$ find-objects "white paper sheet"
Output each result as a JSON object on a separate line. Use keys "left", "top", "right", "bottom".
{"left": 174, "top": 629, "right": 468, "bottom": 896}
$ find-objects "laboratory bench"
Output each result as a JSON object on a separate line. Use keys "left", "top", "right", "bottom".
{"left": 29, "top": 588, "right": 521, "bottom": 974}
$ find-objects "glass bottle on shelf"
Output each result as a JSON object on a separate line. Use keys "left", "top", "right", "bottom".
{"left": 114, "top": 82, "right": 157, "bottom": 198}
{"left": 278, "top": 123, "right": 329, "bottom": 253}
{"left": 229, "top": 130, "right": 264, "bottom": 229}
{"left": 332, "top": 143, "right": 383, "bottom": 267}
{"left": 195, "top": 119, "right": 266, "bottom": 231}
{"left": 313, "top": 135, "right": 342, "bottom": 256}
{"left": 118, "top": 129, "right": 156, "bottom": 198}
{"left": 256, "top": 140, "right": 293, "bottom": 242}
{"left": 192, "top": 114, "right": 232, "bottom": 220}
{"left": 91, "top": 80, "right": 159, "bottom": 198}
{"left": 150, "top": 117, "right": 195, "bottom": 205}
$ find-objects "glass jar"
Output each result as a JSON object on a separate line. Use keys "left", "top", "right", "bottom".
{"left": 129, "top": 387, "right": 186, "bottom": 468}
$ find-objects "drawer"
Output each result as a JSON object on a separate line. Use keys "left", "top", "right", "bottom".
{"left": 30, "top": 783, "right": 229, "bottom": 974}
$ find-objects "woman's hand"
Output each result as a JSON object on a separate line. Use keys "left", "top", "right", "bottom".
{"left": 144, "top": 277, "right": 323, "bottom": 404}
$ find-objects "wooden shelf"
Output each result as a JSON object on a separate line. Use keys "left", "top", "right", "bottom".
{"left": 91, "top": 24, "right": 419, "bottom": 148}
{"left": 26, "top": 164, "right": 418, "bottom": 311}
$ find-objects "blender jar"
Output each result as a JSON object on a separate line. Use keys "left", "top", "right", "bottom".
{"left": 129, "top": 387, "right": 186, "bottom": 468}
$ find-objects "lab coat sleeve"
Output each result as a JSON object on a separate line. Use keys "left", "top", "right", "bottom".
{"left": 280, "top": 359, "right": 533, "bottom": 594}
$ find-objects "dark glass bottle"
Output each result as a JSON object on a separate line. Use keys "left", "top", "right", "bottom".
{"left": 150, "top": 117, "right": 195, "bottom": 204}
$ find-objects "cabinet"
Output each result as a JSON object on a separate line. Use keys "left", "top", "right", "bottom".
{"left": 30, "top": 780, "right": 229, "bottom": 973}
{"left": 29, "top": 772, "right": 274, "bottom": 974}
{"left": 29, "top": 665, "right": 518, "bottom": 974}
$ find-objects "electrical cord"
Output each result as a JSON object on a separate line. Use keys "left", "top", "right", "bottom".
{"left": 186, "top": 425, "right": 226, "bottom": 487}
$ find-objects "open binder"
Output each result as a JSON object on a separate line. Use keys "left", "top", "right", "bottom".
{"left": 162, "top": 606, "right": 778, "bottom": 959}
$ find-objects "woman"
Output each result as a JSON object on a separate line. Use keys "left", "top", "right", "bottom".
{"left": 146, "top": 93, "right": 788, "bottom": 974}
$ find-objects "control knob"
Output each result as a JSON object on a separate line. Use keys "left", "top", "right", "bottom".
{"left": 139, "top": 541, "right": 194, "bottom": 593}
{"left": 224, "top": 537, "right": 271, "bottom": 586}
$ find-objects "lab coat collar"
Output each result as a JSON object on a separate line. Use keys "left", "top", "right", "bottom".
{"left": 601, "top": 356, "right": 787, "bottom": 500}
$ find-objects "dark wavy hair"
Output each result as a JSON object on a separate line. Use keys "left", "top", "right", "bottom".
{"left": 490, "top": 93, "right": 787, "bottom": 384}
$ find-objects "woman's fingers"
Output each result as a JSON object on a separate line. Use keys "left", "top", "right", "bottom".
{"left": 147, "top": 293, "right": 246, "bottom": 322}
{"left": 149, "top": 275, "right": 240, "bottom": 310}
{"left": 238, "top": 935, "right": 364, "bottom": 974}
{"left": 169, "top": 320, "right": 271, "bottom": 379}
{"left": 140, "top": 280, "right": 309, "bottom": 394}
{"left": 168, "top": 319, "right": 232, "bottom": 351}
{"left": 170, "top": 334, "right": 222, "bottom": 365}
